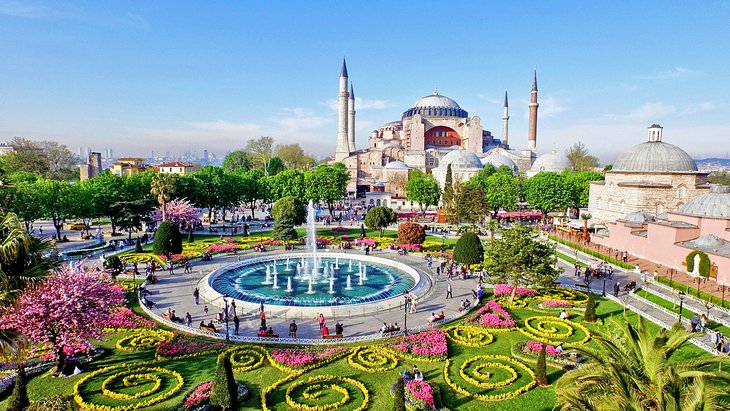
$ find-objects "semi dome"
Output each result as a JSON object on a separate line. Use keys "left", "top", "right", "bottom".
{"left": 403, "top": 92, "right": 468, "bottom": 118}
{"left": 678, "top": 185, "right": 730, "bottom": 219}
{"left": 529, "top": 149, "right": 571, "bottom": 174}
{"left": 436, "top": 149, "right": 483, "bottom": 170}
{"left": 383, "top": 160, "right": 412, "bottom": 170}
{"left": 612, "top": 125, "right": 698, "bottom": 172}
{"left": 481, "top": 153, "right": 518, "bottom": 173}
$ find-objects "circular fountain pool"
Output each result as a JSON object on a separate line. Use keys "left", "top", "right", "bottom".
{"left": 198, "top": 252, "right": 430, "bottom": 317}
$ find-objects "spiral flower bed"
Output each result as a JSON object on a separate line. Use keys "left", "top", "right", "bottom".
{"left": 228, "top": 345, "right": 267, "bottom": 372}
{"left": 389, "top": 329, "right": 447, "bottom": 362}
{"left": 445, "top": 326, "right": 494, "bottom": 347}
{"left": 347, "top": 346, "right": 398, "bottom": 373}
{"left": 466, "top": 300, "right": 516, "bottom": 328}
{"left": 74, "top": 365, "right": 184, "bottom": 411}
{"left": 517, "top": 316, "right": 591, "bottom": 346}
{"left": 284, "top": 375, "right": 369, "bottom": 411}
{"left": 116, "top": 330, "right": 174, "bottom": 352}
{"left": 540, "top": 288, "right": 590, "bottom": 305}
{"left": 443, "top": 355, "right": 536, "bottom": 401}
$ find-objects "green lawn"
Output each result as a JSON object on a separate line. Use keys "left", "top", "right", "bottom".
{"left": 634, "top": 288, "right": 730, "bottom": 336}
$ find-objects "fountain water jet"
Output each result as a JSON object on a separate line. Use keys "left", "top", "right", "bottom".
{"left": 286, "top": 277, "right": 293, "bottom": 292}
{"left": 346, "top": 275, "right": 352, "bottom": 290}
{"left": 329, "top": 277, "right": 335, "bottom": 294}
{"left": 263, "top": 266, "right": 272, "bottom": 285}
{"left": 272, "top": 273, "right": 279, "bottom": 289}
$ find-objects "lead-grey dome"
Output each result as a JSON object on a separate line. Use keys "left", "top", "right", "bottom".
{"left": 402, "top": 92, "right": 468, "bottom": 118}
{"left": 383, "top": 160, "right": 412, "bottom": 170}
{"left": 481, "top": 153, "right": 518, "bottom": 173}
{"left": 528, "top": 149, "right": 571, "bottom": 175}
{"left": 436, "top": 149, "right": 483, "bottom": 170}
{"left": 678, "top": 185, "right": 730, "bottom": 218}
{"left": 612, "top": 141, "right": 697, "bottom": 172}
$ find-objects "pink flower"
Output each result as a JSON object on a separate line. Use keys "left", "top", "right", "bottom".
{"left": 525, "top": 341, "right": 563, "bottom": 357}
{"left": 354, "top": 239, "right": 376, "bottom": 246}
{"left": 270, "top": 347, "right": 346, "bottom": 368}
{"left": 389, "top": 329, "right": 447, "bottom": 358}
{"left": 184, "top": 381, "right": 214, "bottom": 409}
{"left": 205, "top": 244, "right": 241, "bottom": 253}
{"left": 493, "top": 284, "right": 537, "bottom": 297}
{"left": 406, "top": 380, "right": 436, "bottom": 410}
{"left": 466, "top": 300, "right": 516, "bottom": 327}
{"left": 101, "top": 307, "right": 155, "bottom": 329}
{"left": 332, "top": 226, "right": 349, "bottom": 232}
{"left": 543, "top": 300, "right": 572, "bottom": 307}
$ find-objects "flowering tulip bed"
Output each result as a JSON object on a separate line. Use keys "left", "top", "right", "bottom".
{"left": 389, "top": 329, "right": 448, "bottom": 361}
{"left": 269, "top": 346, "right": 348, "bottom": 372}
{"left": 183, "top": 381, "right": 214, "bottom": 410}
{"left": 466, "top": 300, "right": 517, "bottom": 328}
{"left": 517, "top": 316, "right": 591, "bottom": 346}
{"left": 156, "top": 333, "right": 226, "bottom": 358}
{"left": 541, "top": 300, "right": 572, "bottom": 307}
{"left": 405, "top": 380, "right": 436, "bottom": 410}
{"left": 102, "top": 307, "right": 156, "bottom": 330}
{"left": 493, "top": 284, "right": 538, "bottom": 297}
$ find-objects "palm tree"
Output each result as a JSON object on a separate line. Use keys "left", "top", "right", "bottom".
{"left": 486, "top": 218, "right": 501, "bottom": 247}
{"left": 150, "top": 173, "right": 175, "bottom": 222}
{"left": 580, "top": 212, "right": 592, "bottom": 241}
{"left": 555, "top": 317, "right": 730, "bottom": 411}
{"left": 0, "top": 212, "right": 58, "bottom": 351}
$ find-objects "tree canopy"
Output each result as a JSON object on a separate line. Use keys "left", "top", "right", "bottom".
{"left": 453, "top": 232, "right": 484, "bottom": 265}
{"left": 523, "top": 172, "right": 570, "bottom": 216}
{"left": 405, "top": 169, "right": 441, "bottom": 212}
{"left": 565, "top": 141, "right": 600, "bottom": 171}
{"left": 364, "top": 206, "right": 397, "bottom": 237}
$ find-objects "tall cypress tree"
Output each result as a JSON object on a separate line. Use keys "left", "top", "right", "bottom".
{"left": 443, "top": 164, "right": 454, "bottom": 205}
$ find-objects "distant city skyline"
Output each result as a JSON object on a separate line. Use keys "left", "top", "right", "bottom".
{"left": 1, "top": 1, "right": 729, "bottom": 163}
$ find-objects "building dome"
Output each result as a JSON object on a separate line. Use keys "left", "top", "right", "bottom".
{"left": 436, "top": 149, "right": 483, "bottom": 170}
{"left": 402, "top": 92, "right": 469, "bottom": 118}
{"left": 678, "top": 185, "right": 730, "bottom": 219}
{"left": 529, "top": 149, "right": 571, "bottom": 174}
{"left": 481, "top": 153, "right": 518, "bottom": 173}
{"left": 383, "top": 160, "right": 412, "bottom": 170}
{"left": 612, "top": 125, "right": 698, "bottom": 172}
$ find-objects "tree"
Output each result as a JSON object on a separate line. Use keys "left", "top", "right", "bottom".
{"left": 266, "top": 156, "right": 287, "bottom": 176}
{"left": 305, "top": 164, "right": 349, "bottom": 215}
{"left": 235, "top": 169, "right": 267, "bottom": 218}
{"left": 555, "top": 317, "right": 730, "bottom": 411}
{"left": 563, "top": 170, "right": 604, "bottom": 210}
{"left": 483, "top": 171, "right": 520, "bottom": 216}
{"left": 483, "top": 223, "right": 561, "bottom": 301}
{"left": 565, "top": 141, "right": 599, "bottom": 171}
{"left": 0, "top": 138, "right": 79, "bottom": 181}
{"left": 456, "top": 184, "right": 488, "bottom": 225}
{"left": 584, "top": 294, "right": 597, "bottom": 322}
{"left": 111, "top": 199, "right": 153, "bottom": 240}
{"left": 271, "top": 197, "right": 306, "bottom": 241}
{"left": 152, "top": 198, "right": 201, "bottom": 228}
{"left": 523, "top": 172, "right": 571, "bottom": 219}
{"left": 275, "top": 144, "right": 316, "bottom": 170}
{"left": 453, "top": 232, "right": 484, "bottom": 265}
{"left": 268, "top": 169, "right": 306, "bottom": 201}
{"left": 187, "top": 166, "right": 238, "bottom": 223}
{"left": 222, "top": 150, "right": 252, "bottom": 174}
{"left": 246, "top": 136, "right": 275, "bottom": 176}
{"left": 485, "top": 218, "right": 501, "bottom": 247}
{"left": 153, "top": 221, "right": 182, "bottom": 256}
{"left": 442, "top": 164, "right": 454, "bottom": 205}
{"left": 364, "top": 206, "right": 397, "bottom": 237}
{"left": 83, "top": 171, "right": 125, "bottom": 234}
{"left": 33, "top": 179, "right": 79, "bottom": 240}
{"left": 150, "top": 173, "right": 175, "bottom": 222}
{"left": 0, "top": 268, "right": 125, "bottom": 372}
{"left": 535, "top": 343, "right": 548, "bottom": 387}
{"left": 5, "top": 181, "right": 45, "bottom": 229}
{"left": 405, "top": 170, "right": 441, "bottom": 213}
{"left": 210, "top": 352, "right": 238, "bottom": 410}
{"left": 8, "top": 353, "right": 29, "bottom": 411}
{"left": 397, "top": 222, "right": 426, "bottom": 244}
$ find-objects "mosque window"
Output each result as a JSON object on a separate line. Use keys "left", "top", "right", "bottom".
{"left": 655, "top": 204, "right": 663, "bottom": 215}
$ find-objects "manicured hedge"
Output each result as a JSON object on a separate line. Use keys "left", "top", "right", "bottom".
{"left": 548, "top": 235, "right": 634, "bottom": 270}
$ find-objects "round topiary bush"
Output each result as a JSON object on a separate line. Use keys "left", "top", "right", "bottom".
{"left": 453, "top": 232, "right": 484, "bottom": 265}
{"left": 397, "top": 222, "right": 426, "bottom": 244}
{"left": 153, "top": 221, "right": 183, "bottom": 256}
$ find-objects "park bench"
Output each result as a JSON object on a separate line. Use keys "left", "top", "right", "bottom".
{"left": 257, "top": 333, "right": 279, "bottom": 339}
{"left": 382, "top": 327, "right": 400, "bottom": 334}
{"left": 200, "top": 326, "right": 218, "bottom": 333}
{"left": 323, "top": 334, "right": 343, "bottom": 339}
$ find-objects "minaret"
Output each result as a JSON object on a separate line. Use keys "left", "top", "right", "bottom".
{"left": 335, "top": 59, "right": 350, "bottom": 161}
{"left": 348, "top": 83, "right": 356, "bottom": 152}
{"left": 527, "top": 67, "right": 539, "bottom": 151}
{"left": 501, "top": 91, "right": 509, "bottom": 147}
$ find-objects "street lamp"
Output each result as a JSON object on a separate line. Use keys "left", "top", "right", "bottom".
{"left": 403, "top": 291, "right": 409, "bottom": 335}
{"left": 678, "top": 292, "right": 686, "bottom": 323}
{"left": 602, "top": 275, "right": 607, "bottom": 297}
{"left": 223, "top": 296, "right": 230, "bottom": 341}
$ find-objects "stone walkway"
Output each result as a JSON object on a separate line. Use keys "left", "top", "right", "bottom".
{"left": 144, "top": 248, "right": 479, "bottom": 340}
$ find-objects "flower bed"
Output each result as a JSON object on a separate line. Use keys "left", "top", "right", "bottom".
{"left": 517, "top": 316, "right": 591, "bottom": 346}
{"left": 332, "top": 226, "right": 349, "bottom": 232}
{"left": 205, "top": 244, "right": 241, "bottom": 253}
{"left": 183, "top": 381, "right": 214, "bottom": 410}
{"left": 443, "top": 355, "right": 536, "bottom": 402}
{"left": 353, "top": 239, "right": 376, "bottom": 247}
{"left": 405, "top": 380, "right": 436, "bottom": 410}
{"left": 542, "top": 300, "right": 572, "bottom": 307}
{"left": 493, "top": 284, "right": 537, "bottom": 297}
{"left": 389, "top": 243, "right": 423, "bottom": 251}
{"left": 466, "top": 300, "right": 516, "bottom": 328}
{"left": 347, "top": 346, "right": 398, "bottom": 373}
{"left": 389, "top": 329, "right": 447, "bottom": 361}
{"left": 269, "top": 346, "right": 348, "bottom": 373}
{"left": 116, "top": 329, "right": 174, "bottom": 352}
{"left": 156, "top": 333, "right": 225, "bottom": 358}
{"left": 525, "top": 341, "right": 563, "bottom": 357}
{"left": 445, "top": 326, "right": 494, "bottom": 347}
{"left": 284, "top": 375, "right": 369, "bottom": 411}
{"left": 539, "top": 288, "right": 590, "bottom": 305}
{"left": 227, "top": 345, "right": 268, "bottom": 372}
{"left": 103, "top": 307, "right": 156, "bottom": 330}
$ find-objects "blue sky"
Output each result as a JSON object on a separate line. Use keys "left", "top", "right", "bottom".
{"left": 1, "top": 1, "right": 729, "bottom": 163}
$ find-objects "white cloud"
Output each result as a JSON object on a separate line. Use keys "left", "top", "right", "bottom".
{"left": 538, "top": 96, "right": 569, "bottom": 118}
{"left": 638, "top": 67, "right": 697, "bottom": 81}
{"left": 606, "top": 102, "right": 677, "bottom": 121}
{"left": 322, "top": 97, "right": 395, "bottom": 111}
{"left": 681, "top": 102, "right": 717, "bottom": 114}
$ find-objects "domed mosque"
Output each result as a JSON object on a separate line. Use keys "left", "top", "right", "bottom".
{"left": 587, "top": 124, "right": 709, "bottom": 224}
{"left": 332, "top": 59, "right": 543, "bottom": 200}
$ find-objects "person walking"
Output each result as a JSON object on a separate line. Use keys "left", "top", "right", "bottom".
{"left": 446, "top": 282, "right": 453, "bottom": 299}
{"left": 260, "top": 311, "right": 266, "bottom": 329}
{"left": 318, "top": 313, "right": 325, "bottom": 330}
{"left": 233, "top": 315, "right": 240, "bottom": 335}
{"left": 185, "top": 312, "right": 192, "bottom": 327}
{"left": 289, "top": 320, "right": 298, "bottom": 339}
{"left": 690, "top": 314, "right": 700, "bottom": 332}
{"left": 613, "top": 282, "right": 620, "bottom": 297}
{"left": 607, "top": 266, "right": 613, "bottom": 280}
{"left": 193, "top": 287, "right": 200, "bottom": 305}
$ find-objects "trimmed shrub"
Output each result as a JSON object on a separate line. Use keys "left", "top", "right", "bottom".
{"left": 535, "top": 344, "right": 548, "bottom": 386}
{"left": 272, "top": 214, "right": 299, "bottom": 241}
{"left": 104, "top": 255, "right": 124, "bottom": 276}
{"left": 397, "top": 222, "right": 426, "bottom": 245}
{"left": 153, "top": 221, "right": 183, "bottom": 256}
{"left": 686, "top": 250, "right": 711, "bottom": 277}
{"left": 453, "top": 232, "right": 484, "bottom": 265}
{"left": 210, "top": 353, "right": 237, "bottom": 410}
{"left": 134, "top": 237, "right": 143, "bottom": 253}
{"left": 8, "top": 365, "right": 29, "bottom": 411}
{"left": 584, "top": 294, "right": 597, "bottom": 322}
{"left": 392, "top": 378, "right": 406, "bottom": 411}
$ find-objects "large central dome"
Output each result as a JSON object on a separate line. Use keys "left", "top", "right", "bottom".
{"left": 403, "top": 92, "right": 468, "bottom": 118}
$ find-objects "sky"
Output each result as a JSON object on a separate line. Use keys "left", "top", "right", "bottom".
{"left": 1, "top": 1, "right": 729, "bottom": 164}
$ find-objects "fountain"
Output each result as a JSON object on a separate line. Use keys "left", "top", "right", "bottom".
{"left": 362, "top": 265, "right": 368, "bottom": 281}
{"left": 286, "top": 258, "right": 291, "bottom": 271}
{"left": 349, "top": 259, "right": 353, "bottom": 272}
{"left": 346, "top": 274, "right": 352, "bottom": 290}
{"left": 329, "top": 277, "right": 335, "bottom": 294}
{"left": 263, "top": 266, "right": 272, "bottom": 285}
{"left": 307, "top": 200, "right": 318, "bottom": 280}
{"left": 335, "top": 258, "right": 339, "bottom": 270}
{"left": 306, "top": 276, "right": 315, "bottom": 294}
{"left": 358, "top": 270, "right": 363, "bottom": 286}
{"left": 272, "top": 273, "right": 279, "bottom": 289}
{"left": 272, "top": 260, "right": 278, "bottom": 275}
{"left": 286, "top": 277, "right": 293, "bottom": 292}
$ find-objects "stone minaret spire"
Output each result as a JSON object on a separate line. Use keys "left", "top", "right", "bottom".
{"left": 501, "top": 90, "right": 509, "bottom": 147}
{"left": 348, "top": 83, "right": 356, "bottom": 152}
{"left": 527, "top": 67, "right": 539, "bottom": 151}
{"left": 335, "top": 58, "right": 350, "bottom": 161}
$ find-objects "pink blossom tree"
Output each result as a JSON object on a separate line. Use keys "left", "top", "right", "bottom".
{"left": 152, "top": 198, "right": 201, "bottom": 228}
{"left": 0, "top": 267, "right": 125, "bottom": 372}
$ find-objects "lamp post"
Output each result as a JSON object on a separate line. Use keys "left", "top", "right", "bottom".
{"left": 223, "top": 296, "right": 230, "bottom": 341}
{"left": 678, "top": 292, "right": 686, "bottom": 323}
{"left": 403, "top": 291, "right": 409, "bottom": 335}
{"left": 602, "top": 275, "right": 607, "bottom": 297}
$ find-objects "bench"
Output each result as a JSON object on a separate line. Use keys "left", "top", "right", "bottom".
{"left": 200, "top": 326, "right": 218, "bottom": 333}
{"left": 382, "top": 327, "right": 400, "bottom": 334}
{"left": 257, "top": 333, "right": 279, "bottom": 339}
{"left": 323, "top": 334, "right": 343, "bottom": 339}
{"left": 161, "top": 314, "right": 171, "bottom": 321}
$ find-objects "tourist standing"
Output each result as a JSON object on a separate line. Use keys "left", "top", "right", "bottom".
{"left": 318, "top": 313, "right": 325, "bottom": 330}
{"left": 613, "top": 282, "right": 620, "bottom": 297}
{"left": 691, "top": 314, "right": 700, "bottom": 332}
{"left": 233, "top": 315, "right": 240, "bottom": 335}
{"left": 185, "top": 312, "right": 192, "bottom": 327}
{"left": 193, "top": 287, "right": 199, "bottom": 305}
{"left": 446, "top": 282, "right": 453, "bottom": 299}
{"left": 260, "top": 311, "right": 266, "bottom": 329}
{"left": 289, "top": 320, "right": 298, "bottom": 339}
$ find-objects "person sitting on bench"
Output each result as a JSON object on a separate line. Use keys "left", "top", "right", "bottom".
{"left": 321, "top": 323, "right": 330, "bottom": 337}
{"left": 206, "top": 321, "right": 217, "bottom": 332}
{"left": 335, "top": 322, "right": 343, "bottom": 335}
